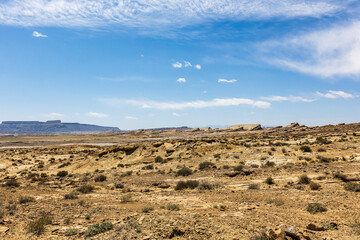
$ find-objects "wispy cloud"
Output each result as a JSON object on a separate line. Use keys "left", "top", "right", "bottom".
{"left": 0, "top": 1, "right": 342, "bottom": 28}
{"left": 125, "top": 116, "right": 138, "bottom": 120}
{"left": 32, "top": 31, "right": 47, "bottom": 37}
{"left": 176, "top": 77, "right": 186, "bottom": 83}
{"left": 261, "top": 96, "right": 315, "bottom": 102}
{"left": 172, "top": 62, "right": 182, "bottom": 68}
{"left": 172, "top": 112, "right": 180, "bottom": 117}
{"left": 262, "top": 21, "right": 360, "bottom": 78}
{"left": 100, "top": 98, "right": 271, "bottom": 110}
{"left": 87, "top": 112, "right": 109, "bottom": 118}
{"left": 262, "top": 90, "right": 355, "bottom": 102}
{"left": 172, "top": 61, "right": 200, "bottom": 69}
{"left": 218, "top": 78, "right": 237, "bottom": 83}
{"left": 316, "top": 90, "right": 354, "bottom": 99}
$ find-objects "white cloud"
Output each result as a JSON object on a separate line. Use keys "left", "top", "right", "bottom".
{"left": 184, "top": 61, "right": 192, "bottom": 68}
{"left": 87, "top": 112, "right": 109, "bottom": 118}
{"left": 172, "top": 62, "right": 182, "bottom": 68}
{"left": 125, "top": 116, "right": 138, "bottom": 120}
{"left": 0, "top": 1, "right": 341, "bottom": 28}
{"left": 218, "top": 78, "right": 237, "bottom": 83}
{"left": 172, "top": 112, "right": 180, "bottom": 117}
{"left": 101, "top": 98, "right": 271, "bottom": 110}
{"left": 264, "top": 21, "right": 360, "bottom": 78}
{"left": 262, "top": 96, "right": 315, "bottom": 102}
{"left": 176, "top": 77, "right": 186, "bottom": 83}
{"left": 316, "top": 90, "right": 354, "bottom": 99}
{"left": 195, "top": 64, "right": 201, "bottom": 70}
{"left": 32, "top": 31, "right": 47, "bottom": 37}
{"left": 43, "top": 112, "right": 63, "bottom": 118}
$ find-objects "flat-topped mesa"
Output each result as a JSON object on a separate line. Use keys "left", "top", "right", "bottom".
{"left": 0, "top": 120, "right": 119, "bottom": 133}
{"left": 223, "top": 124, "right": 262, "bottom": 131}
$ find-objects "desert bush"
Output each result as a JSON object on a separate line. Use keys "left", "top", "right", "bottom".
{"left": 344, "top": 182, "right": 360, "bottom": 192}
{"left": 142, "top": 206, "right": 154, "bottom": 213}
{"left": 142, "top": 164, "right": 154, "bottom": 170}
{"left": 176, "top": 167, "right": 193, "bottom": 176}
{"left": 309, "top": 182, "right": 321, "bottom": 190}
{"left": 213, "top": 154, "right": 221, "bottom": 159}
{"left": 0, "top": 208, "right": 5, "bottom": 219}
{"left": 84, "top": 222, "right": 113, "bottom": 237}
{"left": 250, "top": 230, "right": 268, "bottom": 240}
{"left": 64, "top": 191, "right": 79, "bottom": 200}
{"left": 262, "top": 161, "right": 275, "bottom": 168}
{"left": 333, "top": 172, "right": 349, "bottom": 182}
{"left": 266, "top": 198, "right": 284, "bottom": 206}
{"left": 64, "top": 228, "right": 78, "bottom": 236}
{"left": 233, "top": 165, "right": 243, "bottom": 172}
{"left": 5, "top": 179, "right": 20, "bottom": 187}
{"left": 175, "top": 180, "right": 199, "bottom": 190}
{"left": 316, "top": 155, "right": 335, "bottom": 163}
{"left": 27, "top": 214, "right": 52, "bottom": 236}
{"left": 120, "top": 171, "right": 133, "bottom": 177}
{"left": 219, "top": 205, "right": 227, "bottom": 211}
{"left": 154, "top": 156, "right": 164, "bottom": 163}
{"left": 115, "top": 183, "right": 124, "bottom": 189}
{"left": 298, "top": 175, "right": 311, "bottom": 184}
{"left": 77, "top": 185, "right": 95, "bottom": 194}
{"left": 300, "top": 146, "right": 312, "bottom": 153}
{"left": 199, "top": 161, "right": 215, "bottom": 170}
{"left": 264, "top": 177, "right": 275, "bottom": 185}
{"left": 57, "top": 171, "right": 68, "bottom": 177}
{"left": 248, "top": 183, "right": 260, "bottom": 190}
{"left": 19, "top": 196, "right": 35, "bottom": 204}
{"left": 316, "top": 137, "right": 331, "bottom": 144}
{"left": 94, "top": 174, "right": 107, "bottom": 182}
{"left": 166, "top": 204, "right": 180, "bottom": 211}
{"left": 307, "top": 203, "right": 327, "bottom": 214}
{"left": 198, "top": 182, "right": 218, "bottom": 190}
{"left": 120, "top": 194, "right": 132, "bottom": 203}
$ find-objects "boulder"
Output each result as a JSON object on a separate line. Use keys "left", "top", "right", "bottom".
{"left": 306, "top": 223, "right": 324, "bottom": 231}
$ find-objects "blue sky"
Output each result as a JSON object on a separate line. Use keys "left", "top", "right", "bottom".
{"left": 0, "top": 0, "right": 359, "bottom": 129}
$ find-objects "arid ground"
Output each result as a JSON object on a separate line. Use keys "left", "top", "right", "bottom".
{"left": 1, "top": 123, "right": 360, "bottom": 239}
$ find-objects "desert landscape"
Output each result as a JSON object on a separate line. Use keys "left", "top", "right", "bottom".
{"left": 0, "top": 123, "right": 359, "bottom": 239}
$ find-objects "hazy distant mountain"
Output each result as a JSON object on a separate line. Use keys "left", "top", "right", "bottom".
{"left": 0, "top": 120, "right": 120, "bottom": 134}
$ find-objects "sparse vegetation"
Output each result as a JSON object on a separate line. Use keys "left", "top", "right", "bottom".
{"left": 248, "top": 183, "right": 260, "bottom": 190}
{"left": 64, "top": 228, "right": 78, "bottom": 236}
{"left": 344, "top": 182, "right": 360, "bottom": 192}
{"left": 167, "top": 204, "right": 180, "bottom": 211}
{"left": 57, "top": 170, "right": 68, "bottom": 177}
{"left": 266, "top": 198, "right": 284, "bottom": 206}
{"left": 142, "top": 206, "right": 154, "bottom": 213}
{"left": 64, "top": 191, "right": 79, "bottom": 199}
{"left": 309, "top": 182, "right": 321, "bottom": 190}
{"left": 298, "top": 175, "right": 311, "bottom": 184}
{"left": 199, "top": 161, "right": 215, "bottom": 170}
{"left": 77, "top": 185, "right": 95, "bottom": 194}
{"left": 84, "top": 222, "right": 113, "bottom": 237}
{"left": 27, "top": 214, "right": 52, "bottom": 236}
{"left": 19, "top": 196, "right": 35, "bottom": 204}
{"left": 300, "top": 146, "right": 312, "bottom": 153}
{"left": 4, "top": 179, "right": 20, "bottom": 187}
{"left": 94, "top": 174, "right": 107, "bottom": 182}
{"left": 175, "top": 180, "right": 199, "bottom": 190}
{"left": 264, "top": 177, "right": 275, "bottom": 185}
{"left": 307, "top": 203, "right": 327, "bottom": 214}
{"left": 176, "top": 167, "right": 193, "bottom": 176}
